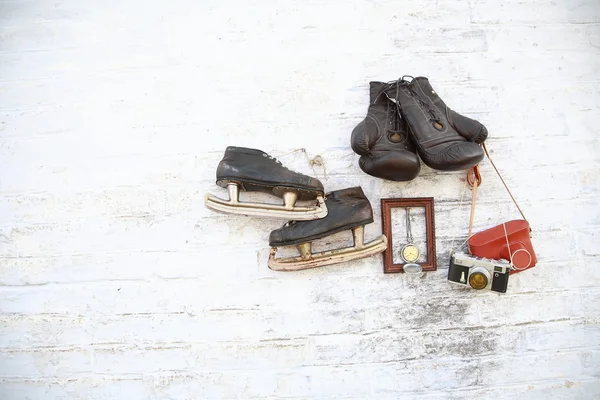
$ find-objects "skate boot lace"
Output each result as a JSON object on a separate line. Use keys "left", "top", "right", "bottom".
{"left": 263, "top": 153, "right": 299, "bottom": 173}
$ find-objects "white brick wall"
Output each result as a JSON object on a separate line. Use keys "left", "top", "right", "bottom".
{"left": 1, "top": 0, "right": 599, "bottom": 398}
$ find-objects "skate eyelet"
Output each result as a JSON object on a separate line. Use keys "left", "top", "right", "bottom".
{"left": 433, "top": 121, "right": 444, "bottom": 130}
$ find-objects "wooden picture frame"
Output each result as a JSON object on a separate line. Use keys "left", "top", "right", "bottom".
{"left": 381, "top": 197, "right": 436, "bottom": 273}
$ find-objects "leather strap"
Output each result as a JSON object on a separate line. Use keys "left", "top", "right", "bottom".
{"left": 467, "top": 142, "right": 528, "bottom": 237}
{"left": 467, "top": 165, "right": 481, "bottom": 238}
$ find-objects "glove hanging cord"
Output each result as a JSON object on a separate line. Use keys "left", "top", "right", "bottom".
{"left": 466, "top": 143, "right": 531, "bottom": 270}
{"left": 467, "top": 142, "right": 528, "bottom": 238}
{"left": 467, "top": 164, "right": 482, "bottom": 239}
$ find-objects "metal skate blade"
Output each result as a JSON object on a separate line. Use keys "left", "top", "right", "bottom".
{"left": 267, "top": 235, "right": 388, "bottom": 271}
{"left": 204, "top": 193, "right": 328, "bottom": 220}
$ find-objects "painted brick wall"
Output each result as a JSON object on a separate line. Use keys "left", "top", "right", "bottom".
{"left": 1, "top": 0, "right": 599, "bottom": 398}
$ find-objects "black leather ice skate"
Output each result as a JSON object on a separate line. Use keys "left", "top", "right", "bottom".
{"left": 267, "top": 186, "right": 387, "bottom": 271}
{"left": 384, "top": 76, "right": 488, "bottom": 171}
{"left": 205, "top": 146, "right": 328, "bottom": 220}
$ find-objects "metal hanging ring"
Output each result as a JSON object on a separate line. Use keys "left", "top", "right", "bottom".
{"left": 467, "top": 165, "right": 482, "bottom": 188}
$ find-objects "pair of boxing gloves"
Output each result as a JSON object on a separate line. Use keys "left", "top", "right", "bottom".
{"left": 350, "top": 76, "right": 488, "bottom": 181}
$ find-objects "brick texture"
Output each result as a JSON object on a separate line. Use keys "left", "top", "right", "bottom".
{"left": 1, "top": 0, "right": 599, "bottom": 398}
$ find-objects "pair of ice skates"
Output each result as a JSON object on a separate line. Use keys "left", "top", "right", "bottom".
{"left": 204, "top": 146, "right": 388, "bottom": 271}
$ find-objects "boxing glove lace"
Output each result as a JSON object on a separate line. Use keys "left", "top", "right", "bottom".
{"left": 351, "top": 81, "right": 421, "bottom": 181}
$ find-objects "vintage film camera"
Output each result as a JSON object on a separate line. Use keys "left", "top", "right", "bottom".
{"left": 447, "top": 252, "right": 511, "bottom": 293}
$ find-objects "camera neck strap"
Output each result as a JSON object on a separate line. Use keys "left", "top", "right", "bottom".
{"left": 466, "top": 142, "right": 528, "bottom": 239}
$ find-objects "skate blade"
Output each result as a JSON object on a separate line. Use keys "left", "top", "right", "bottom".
{"left": 267, "top": 235, "right": 388, "bottom": 271}
{"left": 204, "top": 193, "right": 328, "bottom": 220}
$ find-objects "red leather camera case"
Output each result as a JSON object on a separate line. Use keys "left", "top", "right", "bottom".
{"left": 468, "top": 219, "right": 537, "bottom": 274}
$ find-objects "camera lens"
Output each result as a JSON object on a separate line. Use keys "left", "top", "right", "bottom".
{"left": 468, "top": 267, "right": 491, "bottom": 290}
{"left": 468, "top": 272, "right": 488, "bottom": 290}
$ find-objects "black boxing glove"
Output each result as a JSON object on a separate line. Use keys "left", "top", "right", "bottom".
{"left": 351, "top": 81, "right": 420, "bottom": 182}
{"left": 385, "top": 77, "right": 487, "bottom": 171}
